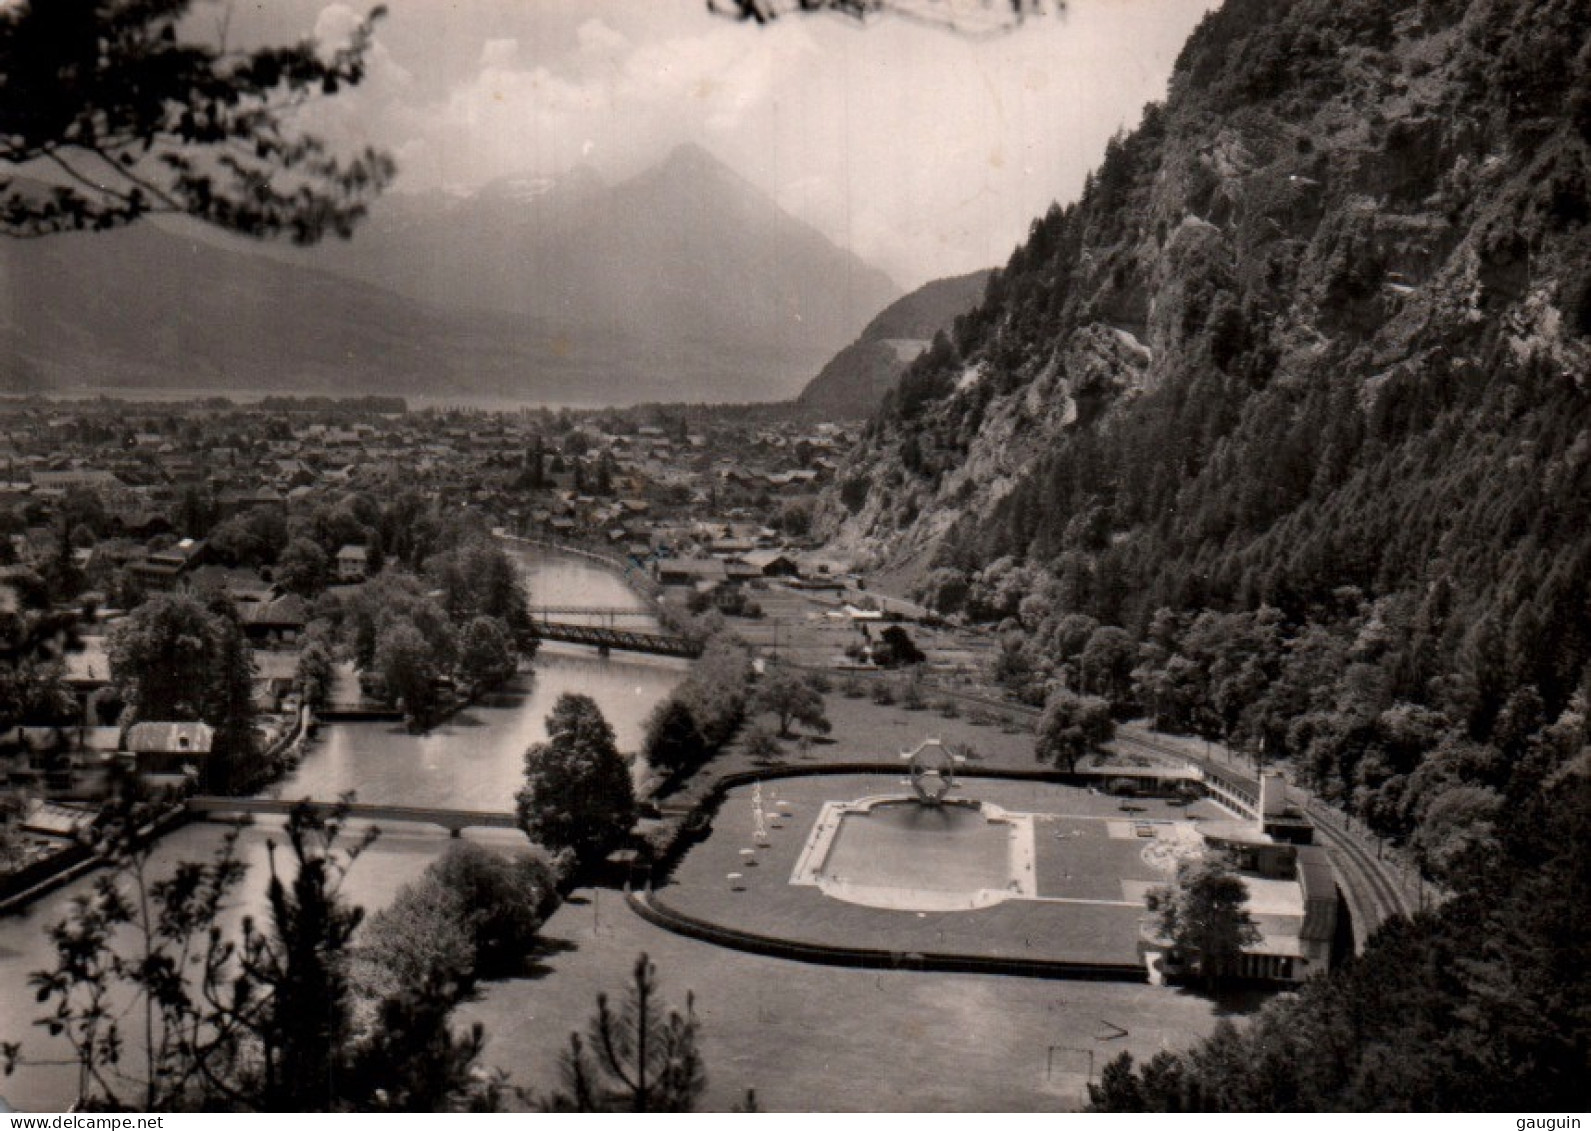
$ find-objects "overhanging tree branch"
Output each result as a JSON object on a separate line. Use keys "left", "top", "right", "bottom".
{"left": 707, "top": 0, "right": 1059, "bottom": 37}
{"left": 0, "top": 0, "right": 395, "bottom": 243}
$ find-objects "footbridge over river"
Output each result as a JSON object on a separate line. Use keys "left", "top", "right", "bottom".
{"left": 187, "top": 797, "right": 520, "bottom": 836}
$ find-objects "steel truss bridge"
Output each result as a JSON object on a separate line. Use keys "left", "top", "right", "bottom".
{"left": 523, "top": 622, "right": 701, "bottom": 659}
{"left": 530, "top": 605, "right": 659, "bottom": 621}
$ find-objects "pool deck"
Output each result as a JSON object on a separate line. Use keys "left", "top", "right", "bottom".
{"left": 653, "top": 774, "right": 1225, "bottom": 970}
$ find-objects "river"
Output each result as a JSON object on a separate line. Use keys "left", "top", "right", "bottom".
{"left": 0, "top": 547, "right": 687, "bottom": 1112}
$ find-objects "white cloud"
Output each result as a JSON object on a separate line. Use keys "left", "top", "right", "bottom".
{"left": 479, "top": 38, "right": 521, "bottom": 71}
{"left": 281, "top": 0, "right": 1217, "bottom": 286}
{"left": 312, "top": 3, "right": 363, "bottom": 54}
{"left": 575, "top": 18, "right": 630, "bottom": 57}
{"left": 405, "top": 17, "right": 820, "bottom": 187}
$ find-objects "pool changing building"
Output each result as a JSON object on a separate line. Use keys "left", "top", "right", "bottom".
{"left": 1146, "top": 769, "right": 1339, "bottom": 984}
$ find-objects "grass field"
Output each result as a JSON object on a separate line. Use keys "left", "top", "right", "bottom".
{"left": 727, "top": 580, "right": 996, "bottom": 676}
{"left": 660, "top": 682, "right": 1039, "bottom": 816}
{"left": 461, "top": 875, "right": 1248, "bottom": 1112}
{"left": 460, "top": 684, "right": 1257, "bottom": 1112}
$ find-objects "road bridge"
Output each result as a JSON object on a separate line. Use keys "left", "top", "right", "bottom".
{"left": 187, "top": 797, "right": 519, "bottom": 836}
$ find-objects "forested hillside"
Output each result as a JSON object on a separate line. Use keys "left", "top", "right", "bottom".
{"left": 797, "top": 270, "right": 990, "bottom": 418}
{"left": 818, "top": 0, "right": 1591, "bottom": 1108}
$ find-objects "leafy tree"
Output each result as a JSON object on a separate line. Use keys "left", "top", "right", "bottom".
{"left": 202, "top": 594, "right": 257, "bottom": 794}
{"left": 456, "top": 615, "right": 517, "bottom": 692}
{"left": 276, "top": 537, "right": 330, "bottom": 598}
{"left": 541, "top": 953, "right": 707, "bottom": 1113}
{"left": 1088, "top": 1049, "right": 1153, "bottom": 1111}
{"left": 709, "top": 1, "right": 1053, "bottom": 35}
{"left": 43, "top": 520, "right": 84, "bottom": 603}
{"left": 246, "top": 806, "right": 370, "bottom": 1109}
{"left": 7, "top": 799, "right": 499, "bottom": 1111}
{"left": 424, "top": 841, "right": 560, "bottom": 979}
{"left": 208, "top": 508, "right": 289, "bottom": 569}
{"left": 642, "top": 697, "right": 707, "bottom": 777}
{"left": 302, "top": 499, "right": 375, "bottom": 562}
{"left": 0, "top": 0, "right": 394, "bottom": 241}
{"left": 1035, "top": 688, "right": 1114, "bottom": 772}
{"left": 1079, "top": 625, "right": 1136, "bottom": 707}
{"left": 874, "top": 624, "right": 926, "bottom": 667}
{"left": 108, "top": 592, "right": 217, "bottom": 721}
{"left": 0, "top": 582, "right": 81, "bottom": 736}
{"left": 778, "top": 498, "right": 813, "bottom": 537}
{"left": 1409, "top": 783, "right": 1502, "bottom": 882}
{"left": 59, "top": 486, "right": 109, "bottom": 539}
{"left": 340, "top": 979, "right": 503, "bottom": 1113}
{"left": 990, "top": 630, "right": 1045, "bottom": 705}
{"left": 672, "top": 636, "right": 753, "bottom": 748}
{"left": 374, "top": 619, "right": 440, "bottom": 728}
{"left": 175, "top": 486, "right": 217, "bottom": 539}
{"left": 360, "top": 876, "right": 476, "bottom": 995}
{"left": 295, "top": 637, "right": 336, "bottom": 713}
{"left": 740, "top": 722, "right": 782, "bottom": 765}
{"left": 426, "top": 536, "right": 530, "bottom": 635}
{"left": 750, "top": 666, "right": 830, "bottom": 738}
{"left": 331, "top": 570, "right": 454, "bottom": 669}
{"left": 0, "top": 790, "right": 27, "bottom": 873}
{"left": 919, "top": 567, "right": 970, "bottom": 616}
{"left": 1146, "top": 857, "right": 1261, "bottom": 986}
{"left": 516, "top": 694, "right": 637, "bottom": 870}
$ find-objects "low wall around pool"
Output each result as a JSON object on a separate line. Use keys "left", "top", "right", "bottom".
{"left": 790, "top": 796, "right": 1038, "bottom": 912}
{"left": 635, "top": 771, "right": 1225, "bottom": 980}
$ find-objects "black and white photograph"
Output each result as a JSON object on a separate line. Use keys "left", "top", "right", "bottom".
{"left": 1, "top": 0, "right": 1588, "bottom": 1116}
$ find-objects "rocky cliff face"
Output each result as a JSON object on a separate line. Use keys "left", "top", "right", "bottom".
{"left": 820, "top": 0, "right": 1591, "bottom": 640}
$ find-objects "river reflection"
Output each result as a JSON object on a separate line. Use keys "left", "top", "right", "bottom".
{"left": 276, "top": 644, "right": 688, "bottom": 812}
{"left": 0, "top": 550, "right": 683, "bottom": 1112}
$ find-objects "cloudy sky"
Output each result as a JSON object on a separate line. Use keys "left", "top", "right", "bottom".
{"left": 229, "top": 0, "right": 1216, "bottom": 289}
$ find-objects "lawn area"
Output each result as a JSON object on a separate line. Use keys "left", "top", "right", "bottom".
{"left": 655, "top": 775, "right": 1224, "bottom": 968}
{"left": 659, "top": 683, "right": 1039, "bottom": 814}
{"left": 495, "top": 655, "right": 1255, "bottom": 1110}
{"left": 727, "top": 580, "right": 997, "bottom": 676}
{"left": 461, "top": 875, "right": 1244, "bottom": 1112}
{"left": 802, "top": 689, "right": 1037, "bottom": 770}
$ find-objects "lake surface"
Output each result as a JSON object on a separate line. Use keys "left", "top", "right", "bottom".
{"left": 0, "top": 548, "right": 685, "bottom": 1112}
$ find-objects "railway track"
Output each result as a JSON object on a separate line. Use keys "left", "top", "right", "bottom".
{"left": 1302, "top": 800, "right": 1417, "bottom": 950}
{"left": 1113, "top": 728, "right": 1416, "bottom": 954}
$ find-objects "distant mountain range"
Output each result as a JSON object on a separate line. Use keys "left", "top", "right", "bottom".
{"left": 0, "top": 144, "right": 900, "bottom": 405}
{"left": 796, "top": 269, "right": 990, "bottom": 418}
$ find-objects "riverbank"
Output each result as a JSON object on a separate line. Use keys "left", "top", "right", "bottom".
{"left": 0, "top": 703, "right": 312, "bottom": 918}
{"left": 496, "top": 532, "right": 661, "bottom": 602}
{"left": 1, "top": 548, "right": 691, "bottom": 1112}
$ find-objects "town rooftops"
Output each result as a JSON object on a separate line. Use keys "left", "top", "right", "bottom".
{"left": 241, "top": 594, "right": 310, "bottom": 629}
{"left": 29, "top": 469, "right": 125, "bottom": 491}
{"left": 22, "top": 799, "right": 99, "bottom": 838}
{"left": 1295, "top": 843, "right": 1336, "bottom": 906}
{"left": 657, "top": 558, "right": 728, "bottom": 581}
{"left": 125, "top": 721, "right": 214, "bottom": 755}
{"left": 62, "top": 636, "right": 113, "bottom": 686}
{"left": 186, "top": 565, "right": 275, "bottom": 602}
{"left": 150, "top": 537, "right": 206, "bottom": 566}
